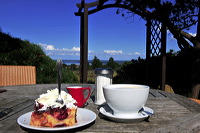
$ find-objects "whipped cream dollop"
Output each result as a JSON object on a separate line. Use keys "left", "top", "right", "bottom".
{"left": 35, "top": 88, "right": 77, "bottom": 111}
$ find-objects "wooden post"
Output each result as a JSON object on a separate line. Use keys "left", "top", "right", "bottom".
{"left": 80, "top": 1, "right": 88, "bottom": 83}
{"left": 77, "top": 0, "right": 101, "bottom": 83}
{"left": 76, "top": 0, "right": 167, "bottom": 86}
{"left": 161, "top": 23, "right": 166, "bottom": 91}
{"left": 146, "top": 18, "right": 151, "bottom": 86}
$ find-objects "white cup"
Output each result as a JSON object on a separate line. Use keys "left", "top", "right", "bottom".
{"left": 103, "top": 84, "right": 149, "bottom": 118}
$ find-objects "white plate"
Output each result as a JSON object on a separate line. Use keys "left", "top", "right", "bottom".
{"left": 17, "top": 108, "right": 96, "bottom": 131}
{"left": 99, "top": 105, "right": 154, "bottom": 123}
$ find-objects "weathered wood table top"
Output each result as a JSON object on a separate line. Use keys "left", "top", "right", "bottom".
{"left": 0, "top": 84, "right": 200, "bottom": 133}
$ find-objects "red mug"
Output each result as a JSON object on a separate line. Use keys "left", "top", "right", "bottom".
{"left": 66, "top": 86, "right": 91, "bottom": 108}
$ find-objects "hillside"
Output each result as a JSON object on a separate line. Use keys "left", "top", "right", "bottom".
{"left": 0, "top": 30, "right": 78, "bottom": 83}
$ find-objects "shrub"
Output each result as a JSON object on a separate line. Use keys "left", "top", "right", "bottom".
{"left": 0, "top": 31, "right": 78, "bottom": 83}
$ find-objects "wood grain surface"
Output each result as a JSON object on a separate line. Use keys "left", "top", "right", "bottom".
{"left": 0, "top": 84, "right": 199, "bottom": 133}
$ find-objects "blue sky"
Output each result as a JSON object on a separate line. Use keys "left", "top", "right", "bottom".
{"left": 0, "top": 0, "right": 197, "bottom": 60}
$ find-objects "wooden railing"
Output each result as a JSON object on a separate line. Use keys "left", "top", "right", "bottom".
{"left": 0, "top": 65, "right": 36, "bottom": 86}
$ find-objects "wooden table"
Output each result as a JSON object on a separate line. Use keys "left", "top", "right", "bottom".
{"left": 0, "top": 84, "right": 200, "bottom": 133}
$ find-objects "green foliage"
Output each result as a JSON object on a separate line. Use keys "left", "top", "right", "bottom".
{"left": 166, "top": 48, "right": 200, "bottom": 97}
{"left": 114, "top": 57, "right": 146, "bottom": 84}
{"left": 70, "top": 64, "right": 77, "bottom": 70}
{"left": 105, "top": 57, "right": 120, "bottom": 70}
{"left": 114, "top": 49, "right": 200, "bottom": 98}
{"left": 0, "top": 31, "right": 23, "bottom": 53}
{"left": 115, "top": 0, "right": 199, "bottom": 49}
{"left": 62, "top": 67, "right": 79, "bottom": 83}
{"left": 36, "top": 56, "right": 57, "bottom": 83}
{"left": 88, "top": 63, "right": 93, "bottom": 70}
{"left": 91, "top": 56, "right": 102, "bottom": 69}
{"left": 117, "top": 0, "right": 198, "bottom": 30}
{"left": 0, "top": 30, "right": 78, "bottom": 84}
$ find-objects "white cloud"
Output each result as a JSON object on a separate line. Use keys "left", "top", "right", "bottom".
{"left": 104, "top": 50, "right": 123, "bottom": 55}
{"left": 134, "top": 52, "right": 141, "bottom": 56}
{"left": 38, "top": 43, "right": 56, "bottom": 50}
{"left": 167, "top": 30, "right": 171, "bottom": 34}
{"left": 75, "top": 53, "right": 80, "bottom": 56}
{"left": 127, "top": 52, "right": 141, "bottom": 56}
{"left": 62, "top": 48, "right": 69, "bottom": 50}
{"left": 46, "top": 45, "right": 55, "bottom": 50}
{"left": 38, "top": 43, "right": 146, "bottom": 60}
{"left": 71, "top": 47, "right": 80, "bottom": 51}
{"left": 38, "top": 43, "right": 47, "bottom": 49}
{"left": 38, "top": 43, "right": 83, "bottom": 57}
{"left": 168, "top": 31, "right": 197, "bottom": 42}
{"left": 189, "top": 32, "right": 196, "bottom": 36}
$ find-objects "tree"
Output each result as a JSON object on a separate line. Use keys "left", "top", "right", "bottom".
{"left": 116, "top": 0, "right": 200, "bottom": 98}
{"left": 87, "top": 0, "right": 199, "bottom": 49}
{"left": 70, "top": 64, "right": 77, "bottom": 70}
{"left": 106, "top": 57, "right": 120, "bottom": 70}
{"left": 91, "top": 56, "right": 102, "bottom": 69}
{"left": 113, "top": 0, "right": 199, "bottom": 50}
{"left": 114, "top": 58, "right": 147, "bottom": 84}
{"left": 93, "top": 0, "right": 200, "bottom": 98}
{"left": 0, "top": 30, "right": 79, "bottom": 83}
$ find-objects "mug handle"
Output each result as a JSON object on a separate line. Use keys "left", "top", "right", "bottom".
{"left": 83, "top": 87, "right": 91, "bottom": 103}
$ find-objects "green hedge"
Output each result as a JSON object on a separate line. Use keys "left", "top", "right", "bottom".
{"left": 0, "top": 30, "right": 78, "bottom": 84}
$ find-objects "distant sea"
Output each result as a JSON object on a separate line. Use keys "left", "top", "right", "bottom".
{"left": 62, "top": 60, "right": 130, "bottom": 65}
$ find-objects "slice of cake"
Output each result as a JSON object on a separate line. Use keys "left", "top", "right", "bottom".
{"left": 30, "top": 88, "right": 77, "bottom": 127}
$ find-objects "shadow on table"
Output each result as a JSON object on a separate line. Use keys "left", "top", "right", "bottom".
{"left": 0, "top": 108, "right": 13, "bottom": 119}
{"left": 20, "top": 121, "right": 95, "bottom": 133}
{"left": 90, "top": 95, "right": 95, "bottom": 103}
{"left": 98, "top": 112, "right": 150, "bottom": 123}
{"left": 0, "top": 89, "right": 7, "bottom": 93}
{"left": 97, "top": 104, "right": 151, "bottom": 123}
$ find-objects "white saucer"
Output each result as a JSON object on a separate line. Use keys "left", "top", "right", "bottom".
{"left": 99, "top": 105, "right": 154, "bottom": 123}
{"left": 17, "top": 108, "right": 96, "bottom": 131}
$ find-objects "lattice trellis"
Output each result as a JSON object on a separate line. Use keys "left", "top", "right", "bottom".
{"left": 75, "top": 0, "right": 166, "bottom": 89}
{"left": 146, "top": 18, "right": 166, "bottom": 91}
{"left": 150, "top": 20, "right": 162, "bottom": 57}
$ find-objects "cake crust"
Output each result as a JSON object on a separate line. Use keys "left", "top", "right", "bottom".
{"left": 30, "top": 107, "right": 77, "bottom": 127}
{"left": 29, "top": 89, "right": 77, "bottom": 127}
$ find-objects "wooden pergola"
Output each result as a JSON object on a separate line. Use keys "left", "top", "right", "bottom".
{"left": 75, "top": 0, "right": 166, "bottom": 90}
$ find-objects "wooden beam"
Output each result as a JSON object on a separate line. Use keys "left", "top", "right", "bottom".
{"left": 146, "top": 18, "right": 151, "bottom": 86}
{"left": 146, "top": 18, "right": 151, "bottom": 62}
{"left": 80, "top": 3, "right": 88, "bottom": 83}
{"left": 77, "top": 1, "right": 99, "bottom": 8}
{"left": 161, "top": 23, "right": 166, "bottom": 91}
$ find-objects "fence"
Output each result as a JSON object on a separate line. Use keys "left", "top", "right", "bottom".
{"left": 0, "top": 65, "right": 36, "bottom": 86}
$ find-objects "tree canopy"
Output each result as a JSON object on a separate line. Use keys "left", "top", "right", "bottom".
{"left": 116, "top": 0, "right": 199, "bottom": 49}
{"left": 92, "top": 0, "right": 199, "bottom": 49}
{"left": 106, "top": 57, "right": 120, "bottom": 70}
{"left": 88, "top": 0, "right": 200, "bottom": 98}
{"left": 91, "top": 56, "right": 102, "bottom": 69}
